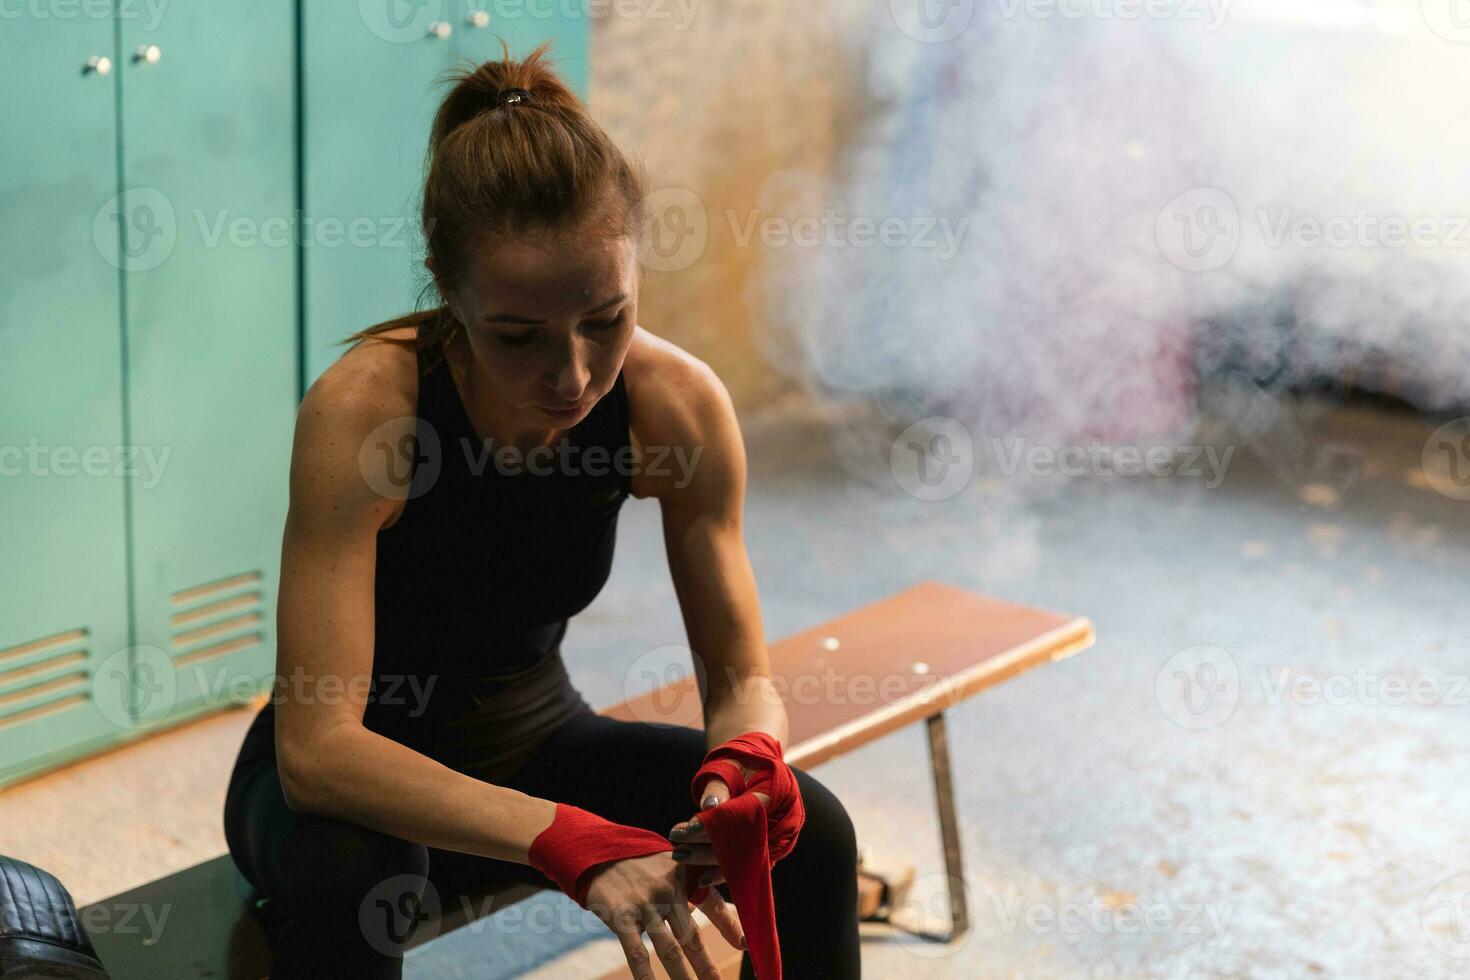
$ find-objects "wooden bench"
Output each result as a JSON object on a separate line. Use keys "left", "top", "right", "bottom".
{"left": 81, "top": 581, "right": 1093, "bottom": 979}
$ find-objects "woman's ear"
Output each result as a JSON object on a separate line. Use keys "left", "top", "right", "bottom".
{"left": 442, "top": 287, "right": 467, "bottom": 330}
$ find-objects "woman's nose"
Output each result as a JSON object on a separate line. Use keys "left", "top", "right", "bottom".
{"left": 548, "top": 363, "right": 591, "bottom": 401}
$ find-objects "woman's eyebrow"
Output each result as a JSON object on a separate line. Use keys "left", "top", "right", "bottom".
{"left": 483, "top": 293, "right": 627, "bottom": 325}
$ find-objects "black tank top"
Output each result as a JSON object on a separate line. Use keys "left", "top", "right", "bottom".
{"left": 235, "top": 335, "right": 631, "bottom": 778}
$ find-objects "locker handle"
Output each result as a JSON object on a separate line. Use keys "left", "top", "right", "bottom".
{"left": 133, "top": 44, "right": 162, "bottom": 65}
{"left": 84, "top": 55, "right": 113, "bottom": 76}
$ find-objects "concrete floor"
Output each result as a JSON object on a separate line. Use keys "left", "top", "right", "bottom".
{"left": 3, "top": 389, "right": 1466, "bottom": 978}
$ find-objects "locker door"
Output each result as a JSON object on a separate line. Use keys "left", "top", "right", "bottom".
{"left": 300, "top": 4, "right": 455, "bottom": 386}
{"left": 117, "top": 3, "right": 298, "bottom": 725}
{"left": 452, "top": 0, "right": 590, "bottom": 94}
{"left": 0, "top": 12, "right": 133, "bottom": 783}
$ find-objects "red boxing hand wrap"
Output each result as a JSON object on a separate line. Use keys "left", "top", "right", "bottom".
{"left": 683, "top": 731, "right": 806, "bottom": 980}
{"left": 526, "top": 802, "right": 674, "bottom": 909}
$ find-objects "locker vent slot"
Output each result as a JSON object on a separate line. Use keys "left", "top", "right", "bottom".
{"left": 170, "top": 571, "right": 265, "bottom": 666}
{"left": 0, "top": 628, "right": 92, "bottom": 729}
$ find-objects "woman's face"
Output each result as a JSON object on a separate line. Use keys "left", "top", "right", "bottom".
{"left": 445, "top": 229, "right": 638, "bottom": 442}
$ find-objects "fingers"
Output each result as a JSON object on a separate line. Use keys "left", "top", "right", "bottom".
{"left": 670, "top": 792, "right": 774, "bottom": 843}
{"left": 697, "top": 777, "right": 728, "bottom": 810}
{"left": 644, "top": 912, "right": 697, "bottom": 980}
{"left": 610, "top": 908, "right": 658, "bottom": 980}
{"left": 696, "top": 887, "right": 746, "bottom": 952}
{"left": 669, "top": 780, "right": 731, "bottom": 844}
{"left": 665, "top": 901, "right": 723, "bottom": 980}
{"left": 670, "top": 843, "right": 717, "bottom": 865}
{"left": 669, "top": 816, "right": 709, "bottom": 843}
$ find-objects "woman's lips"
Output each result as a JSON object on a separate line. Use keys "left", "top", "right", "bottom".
{"left": 539, "top": 401, "right": 587, "bottom": 417}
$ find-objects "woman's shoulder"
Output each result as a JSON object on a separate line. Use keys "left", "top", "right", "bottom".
{"left": 623, "top": 324, "right": 741, "bottom": 502}
{"left": 623, "top": 324, "right": 728, "bottom": 433}
{"left": 290, "top": 324, "right": 425, "bottom": 529}
{"left": 309, "top": 324, "right": 423, "bottom": 425}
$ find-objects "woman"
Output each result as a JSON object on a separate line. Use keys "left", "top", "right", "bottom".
{"left": 222, "top": 41, "right": 862, "bottom": 979}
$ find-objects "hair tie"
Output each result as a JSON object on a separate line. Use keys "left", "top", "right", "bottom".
{"left": 494, "top": 87, "right": 533, "bottom": 107}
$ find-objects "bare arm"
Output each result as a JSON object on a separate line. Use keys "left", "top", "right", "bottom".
{"left": 271, "top": 352, "right": 555, "bottom": 864}
{"left": 637, "top": 350, "right": 791, "bottom": 886}
{"left": 636, "top": 350, "right": 790, "bottom": 752}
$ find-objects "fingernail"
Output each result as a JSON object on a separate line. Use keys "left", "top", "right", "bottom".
{"left": 739, "top": 934, "right": 747, "bottom": 949}
{"left": 671, "top": 848, "right": 690, "bottom": 861}
{"left": 702, "top": 795, "right": 720, "bottom": 808}
{"left": 670, "top": 827, "right": 685, "bottom": 840}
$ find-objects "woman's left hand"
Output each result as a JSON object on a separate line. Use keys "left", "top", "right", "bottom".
{"left": 667, "top": 775, "right": 770, "bottom": 887}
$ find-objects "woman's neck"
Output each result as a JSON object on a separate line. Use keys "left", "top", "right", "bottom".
{"left": 443, "top": 330, "right": 567, "bottom": 455}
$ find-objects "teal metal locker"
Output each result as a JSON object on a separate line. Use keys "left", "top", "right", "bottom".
{"left": 116, "top": 2, "right": 298, "bottom": 726}
{"left": 0, "top": 0, "right": 589, "bottom": 786}
{"left": 0, "top": 12, "right": 135, "bottom": 782}
{"left": 301, "top": 1, "right": 590, "bottom": 386}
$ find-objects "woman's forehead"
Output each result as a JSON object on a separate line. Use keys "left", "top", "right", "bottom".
{"left": 461, "top": 235, "right": 635, "bottom": 307}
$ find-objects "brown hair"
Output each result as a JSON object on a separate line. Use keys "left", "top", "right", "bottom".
{"left": 342, "top": 38, "right": 647, "bottom": 372}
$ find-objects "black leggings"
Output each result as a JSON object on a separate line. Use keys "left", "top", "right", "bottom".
{"left": 223, "top": 709, "right": 862, "bottom": 978}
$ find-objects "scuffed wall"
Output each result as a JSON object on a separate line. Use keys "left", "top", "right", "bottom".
{"left": 587, "top": 0, "right": 862, "bottom": 410}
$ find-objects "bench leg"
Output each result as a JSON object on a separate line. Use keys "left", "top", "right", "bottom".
{"left": 863, "top": 712, "right": 972, "bottom": 944}
{"left": 925, "top": 710, "right": 970, "bottom": 942}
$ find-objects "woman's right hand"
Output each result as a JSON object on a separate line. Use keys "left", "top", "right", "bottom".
{"left": 583, "top": 850, "right": 746, "bottom": 980}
